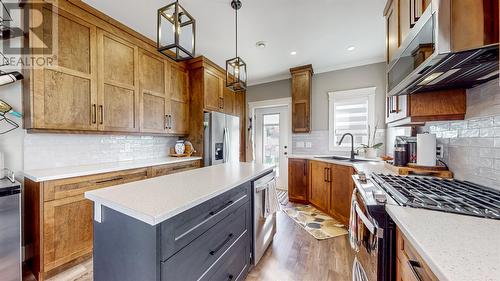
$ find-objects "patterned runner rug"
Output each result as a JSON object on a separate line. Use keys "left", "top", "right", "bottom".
{"left": 283, "top": 204, "right": 348, "bottom": 240}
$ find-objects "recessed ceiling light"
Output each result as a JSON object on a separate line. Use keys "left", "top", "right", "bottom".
{"left": 347, "top": 46, "right": 355, "bottom": 51}
{"left": 290, "top": 51, "right": 297, "bottom": 56}
{"left": 255, "top": 41, "right": 266, "bottom": 48}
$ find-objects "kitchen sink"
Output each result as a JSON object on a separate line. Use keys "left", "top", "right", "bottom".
{"left": 315, "top": 156, "right": 371, "bottom": 162}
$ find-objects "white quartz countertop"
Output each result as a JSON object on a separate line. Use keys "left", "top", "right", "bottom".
{"left": 288, "top": 154, "right": 395, "bottom": 175}
{"left": 386, "top": 205, "right": 500, "bottom": 281}
{"left": 23, "top": 157, "right": 202, "bottom": 182}
{"left": 85, "top": 162, "right": 274, "bottom": 225}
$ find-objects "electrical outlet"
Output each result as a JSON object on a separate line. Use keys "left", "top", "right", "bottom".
{"left": 436, "top": 144, "right": 444, "bottom": 158}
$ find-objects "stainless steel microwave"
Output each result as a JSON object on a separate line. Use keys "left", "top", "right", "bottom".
{"left": 387, "top": 0, "right": 499, "bottom": 96}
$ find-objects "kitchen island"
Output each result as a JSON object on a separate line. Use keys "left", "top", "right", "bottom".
{"left": 85, "top": 162, "right": 274, "bottom": 281}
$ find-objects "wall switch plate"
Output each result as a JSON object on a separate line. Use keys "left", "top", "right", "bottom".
{"left": 436, "top": 144, "right": 444, "bottom": 158}
{"left": 296, "top": 141, "right": 305, "bottom": 148}
{"left": 305, "top": 142, "right": 312, "bottom": 148}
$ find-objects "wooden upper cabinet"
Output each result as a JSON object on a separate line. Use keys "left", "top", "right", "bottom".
{"left": 29, "top": 6, "right": 98, "bottom": 131}
{"left": 139, "top": 49, "right": 167, "bottom": 134}
{"left": 384, "top": 0, "right": 399, "bottom": 63}
{"left": 308, "top": 160, "right": 330, "bottom": 212}
{"left": 168, "top": 63, "right": 190, "bottom": 135}
{"left": 328, "top": 164, "right": 355, "bottom": 226}
{"left": 223, "top": 87, "right": 236, "bottom": 115}
{"left": 288, "top": 158, "right": 308, "bottom": 204}
{"left": 97, "top": 30, "right": 140, "bottom": 132}
{"left": 204, "top": 68, "right": 224, "bottom": 112}
{"left": 290, "top": 65, "right": 313, "bottom": 133}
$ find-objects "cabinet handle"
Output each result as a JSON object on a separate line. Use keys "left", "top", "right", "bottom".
{"left": 303, "top": 162, "right": 307, "bottom": 176}
{"left": 209, "top": 200, "right": 234, "bottom": 216}
{"left": 92, "top": 104, "right": 96, "bottom": 124}
{"left": 169, "top": 115, "right": 172, "bottom": 129}
{"left": 324, "top": 167, "right": 328, "bottom": 182}
{"left": 209, "top": 233, "right": 233, "bottom": 256}
{"left": 407, "top": 260, "right": 424, "bottom": 281}
{"left": 95, "top": 177, "right": 123, "bottom": 184}
{"left": 227, "top": 275, "right": 234, "bottom": 281}
{"left": 165, "top": 115, "right": 168, "bottom": 129}
{"left": 99, "top": 105, "right": 104, "bottom": 125}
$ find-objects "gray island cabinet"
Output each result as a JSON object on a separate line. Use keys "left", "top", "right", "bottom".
{"left": 85, "top": 163, "right": 275, "bottom": 281}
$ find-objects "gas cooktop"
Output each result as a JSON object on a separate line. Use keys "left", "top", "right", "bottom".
{"left": 371, "top": 174, "right": 500, "bottom": 220}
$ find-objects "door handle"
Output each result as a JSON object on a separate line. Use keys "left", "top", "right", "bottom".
{"left": 92, "top": 104, "right": 96, "bottom": 124}
{"left": 407, "top": 260, "right": 424, "bottom": 281}
{"left": 99, "top": 105, "right": 104, "bottom": 125}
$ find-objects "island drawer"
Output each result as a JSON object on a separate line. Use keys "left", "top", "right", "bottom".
{"left": 199, "top": 231, "right": 250, "bottom": 281}
{"left": 160, "top": 182, "right": 251, "bottom": 260}
{"left": 161, "top": 202, "right": 250, "bottom": 280}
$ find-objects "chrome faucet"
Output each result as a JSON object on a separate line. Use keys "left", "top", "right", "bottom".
{"left": 337, "top": 133, "right": 357, "bottom": 160}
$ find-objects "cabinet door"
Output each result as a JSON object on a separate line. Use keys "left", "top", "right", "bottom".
{"left": 31, "top": 6, "right": 98, "bottom": 130}
{"left": 386, "top": 0, "right": 399, "bottom": 63}
{"left": 223, "top": 87, "right": 235, "bottom": 115}
{"left": 328, "top": 164, "right": 354, "bottom": 225}
{"left": 399, "top": 0, "right": 411, "bottom": 44}
{"left": 291, "top": 72, "right": 311, "bottom": 133}
{"left": 288, "top": 158, "right": 308, "bottom": 203}
{"left": 97, "top": 30, "right": 139, "bottom": 132}
{"left": 204, "top": 69, "right": 223, "bottom": 112}
{"left": 308, "top": 161, "right": 330, "bottom": 212}
{"left": 43, "top": 195, "right": 93, "bottom": 272}
{"left": 168, "top": 64, "right": 190, "bottom": 135}
{"left": 139, "top": 49, "right": 167, "bottom": 134}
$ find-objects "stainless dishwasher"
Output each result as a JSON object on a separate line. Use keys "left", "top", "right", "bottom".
{"left": 0, "top": 179, "right": 21, "bottom": 281}
{"left": 251, "top": 170, "right": 277, "bottom": 265}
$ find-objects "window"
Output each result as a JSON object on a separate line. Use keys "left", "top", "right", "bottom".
{"left": 328, "top": 87, "right": 376, "bottom": 151}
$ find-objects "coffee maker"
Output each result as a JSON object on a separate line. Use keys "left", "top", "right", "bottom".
{"left": 394, "top": 136, "right": 417, "bottom": 167}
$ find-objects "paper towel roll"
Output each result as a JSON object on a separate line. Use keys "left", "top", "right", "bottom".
{"left": 417, "top": 133, "right": 436, "bottom": 166}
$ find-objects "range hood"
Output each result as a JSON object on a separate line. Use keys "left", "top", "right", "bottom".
{"left": 387, "top": 0, "right": 499, "bottom": 96}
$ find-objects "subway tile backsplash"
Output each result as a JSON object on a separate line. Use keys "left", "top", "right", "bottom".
{"left": 422, "top": 80, "right": 500, "bottom": 190}
{"left": 24, "top": 133, "right": 179, "bottom": 170}
{"left": 292, "top": 129, "right": 386, "bottom": 156}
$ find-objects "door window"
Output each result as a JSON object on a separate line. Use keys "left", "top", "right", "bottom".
{"left": 262, "top": 114, "right": 280, "bottom": 176}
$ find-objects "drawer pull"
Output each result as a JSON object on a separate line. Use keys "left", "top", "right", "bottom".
{"left": 209, "top": 200, "right": 234, "bottom": 216}
{"left": 209, "top": 233, "right": 233, "bottom": 256}
{"left": 408, "top": 260, "right": 423, "bottom": 281}
{"left": 95, "top": 177, "right": 124, "bottom": 184}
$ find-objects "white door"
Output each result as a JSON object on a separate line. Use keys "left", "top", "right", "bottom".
{"left": 254, "top": 106, "right": 290, "bottom": 189}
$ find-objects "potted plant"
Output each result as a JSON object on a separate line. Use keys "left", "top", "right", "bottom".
{"left": 358, "top": 123, "right": 383, "bottom": 159}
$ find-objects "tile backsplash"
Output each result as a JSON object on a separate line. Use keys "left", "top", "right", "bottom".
{"left": 24, "top": 134, "right": 179, "bottom": 170}
{"left": 292, "top": 129, "right": 386, "bottom": 156}
{"left": 422, "top": 79, "right": 500, "bottom": 190}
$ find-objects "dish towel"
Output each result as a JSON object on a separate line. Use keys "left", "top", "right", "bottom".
{"left": 349, "top": 188, "right": 360, "bottom": 252}
{"left": 262, "top": 179, "right": 279, "bottom": 218}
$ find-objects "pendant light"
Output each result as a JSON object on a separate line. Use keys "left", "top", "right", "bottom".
{"left": 157, "top": 0, "right": 196, "bottom": 61}
{"left": 226, "top": 0, "right": 247, "bottom": 92}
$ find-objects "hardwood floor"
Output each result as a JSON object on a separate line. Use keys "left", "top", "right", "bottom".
{"left": 246, "top": 210, "right": 354, "bottom": 281}
{"left": 23, "top": 211, "right": 353, "bottom": 281}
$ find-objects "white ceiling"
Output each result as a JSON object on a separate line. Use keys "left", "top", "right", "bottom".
{"left": 83, "top": 0, "right": 387, "bottom": 85}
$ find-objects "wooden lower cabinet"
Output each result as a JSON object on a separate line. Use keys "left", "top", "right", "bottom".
{"left": 288, "top": 158, "right": 308, "bottom": 203}
{"left": 328, "top": 164, "right": 355, "bottom": 225}
{"left": 396, "top": 228, "right": 438, "bottom": 281}
{"left": 308, "top": 160, "right": 330, "bottom": 212}
{"left": 288, "top": 159, "right": 355, "bottom": 225}
{"left": 25, "top": 160, "right": 200, "bottom": 280}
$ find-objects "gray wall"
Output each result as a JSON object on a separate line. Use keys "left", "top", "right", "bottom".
{"left": 247, "top": 62, "right": 387, "bottom": 131}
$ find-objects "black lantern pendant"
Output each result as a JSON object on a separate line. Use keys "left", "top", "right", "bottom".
{"left": 157, "top": 0, "right": 196, "bottom": 61}
{"left": 226, "top": 0, "right": 247, "bottom": 92}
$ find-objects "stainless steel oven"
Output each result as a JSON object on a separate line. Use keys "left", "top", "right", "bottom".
{"left": 350, "top": 175, "right": 395, "bottom": 281}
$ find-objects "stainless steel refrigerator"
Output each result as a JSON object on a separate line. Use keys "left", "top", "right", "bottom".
{"left": 203, "top": 111, "right": 240, "bottom": 166}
